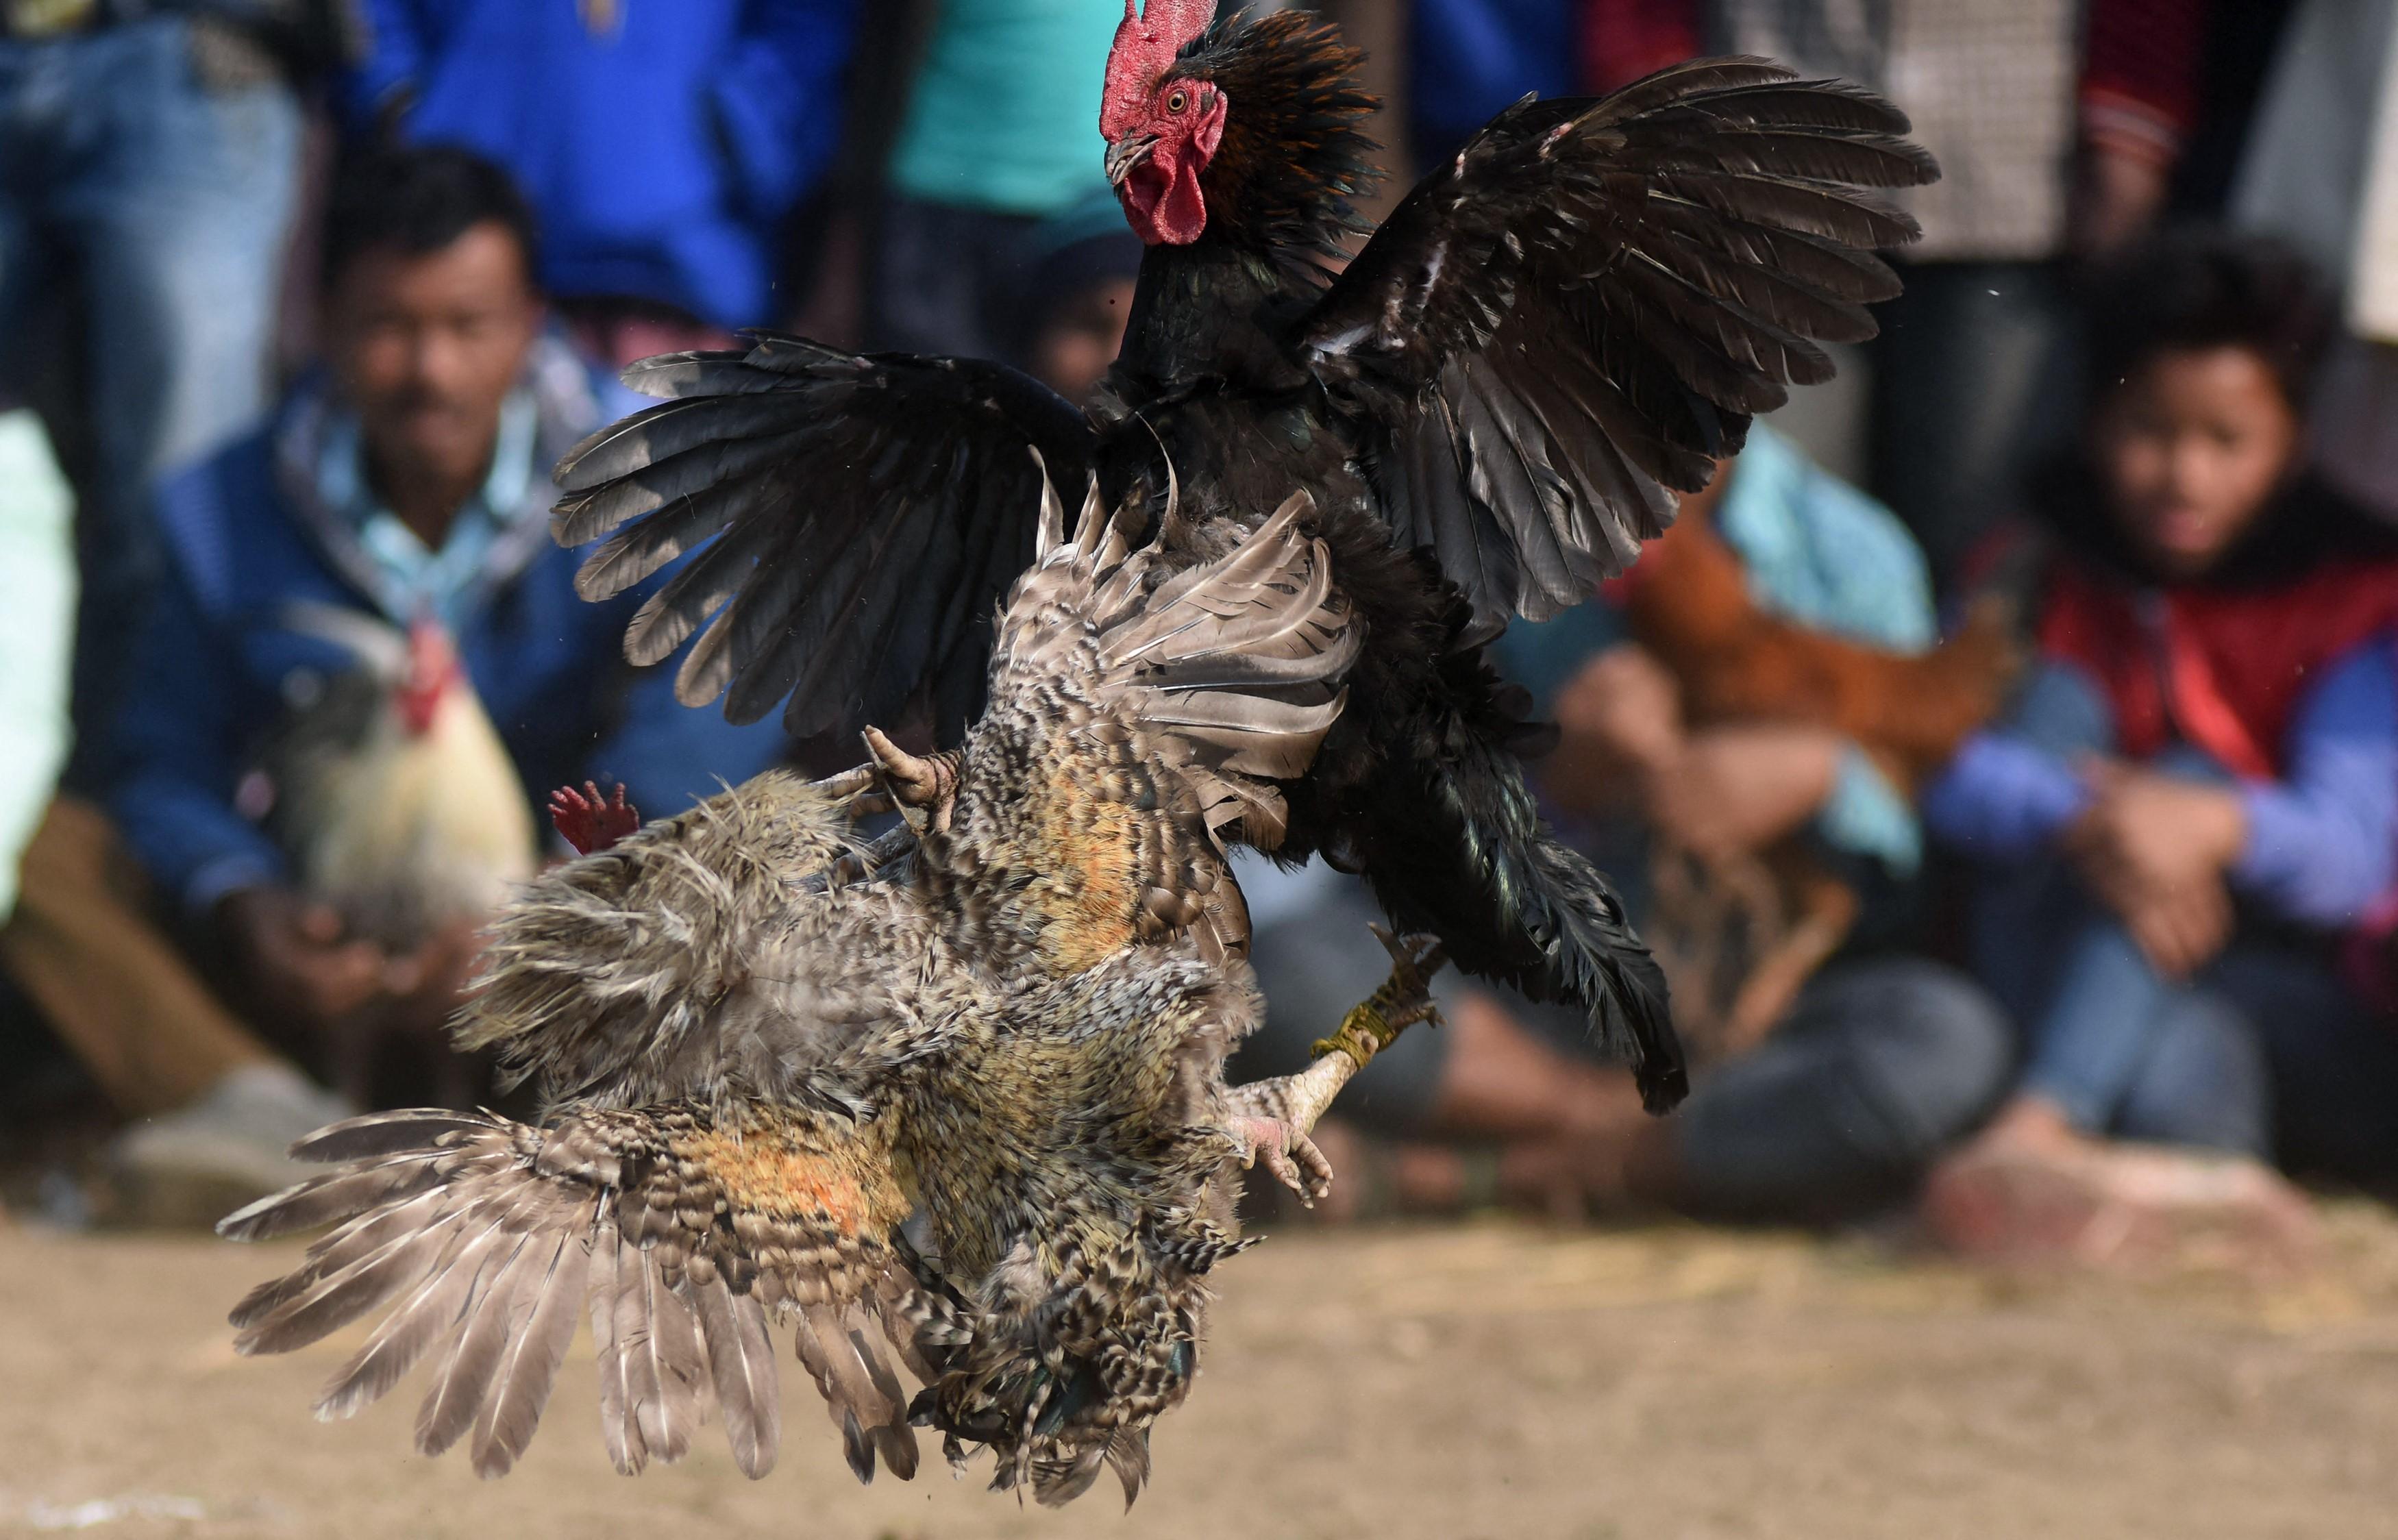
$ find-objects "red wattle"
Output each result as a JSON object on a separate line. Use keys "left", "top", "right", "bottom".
{"left": 1153, "top": 161, "right": 1208, "bottom": 244}
{"left": 1124, "top": 158, "right": 1207, "bottom": 245}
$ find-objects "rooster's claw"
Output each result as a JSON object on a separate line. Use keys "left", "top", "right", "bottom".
{"left": 550, "top": 781, "right": 641, "bottom": 855}
{"left": 1231, "top": 1116, "right": 1333, "bottom": 1206}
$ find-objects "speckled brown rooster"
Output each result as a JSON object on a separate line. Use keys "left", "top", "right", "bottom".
{"left": 219, "top": 477, "right": 1445, "bottom": 1505}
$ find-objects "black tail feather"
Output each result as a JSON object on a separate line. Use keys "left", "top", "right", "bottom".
{"left": 1354, "top": 728, "right": 1685, "bottom": 1111}
{"left": 1522, "top": 832, "right": 1684, "bottom": 1111}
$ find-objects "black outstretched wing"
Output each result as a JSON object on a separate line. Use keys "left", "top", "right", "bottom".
{"left": 553, "top": 335, "right": 1098, "bottom": 740}
{"left": 1296, "top": 58, "right": 1936, "bottom": 629}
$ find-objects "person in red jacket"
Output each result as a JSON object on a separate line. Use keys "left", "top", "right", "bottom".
{"left": 1924, "top": 232, "right": 2398, "bottom": 1264}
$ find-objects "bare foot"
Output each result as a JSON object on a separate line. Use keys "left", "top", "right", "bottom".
{"left": 1490, "top": 1074, "right": 1676, "bottom": 1220}
{"left": 1511, "top": 1138, "right": 1679, "bottom": 1221}
{"left": 1922, "top": 1097, "right": 2319, "bottom": 1276}
{"left": 1420, "top": 993, "right": 1640, "bottom": 1142}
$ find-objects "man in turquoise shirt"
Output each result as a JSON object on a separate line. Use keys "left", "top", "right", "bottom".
{"left": 870, "top": 0, "right": 1128, "bottom": 361}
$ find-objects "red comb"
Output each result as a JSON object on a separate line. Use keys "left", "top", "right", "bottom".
{"left": 1101, "top": 0, "right": 1217, "bottom": 138}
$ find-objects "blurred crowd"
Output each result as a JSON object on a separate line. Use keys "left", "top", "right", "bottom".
{"left": 1, "top": 0, "right": 2395, "bottom": 1273}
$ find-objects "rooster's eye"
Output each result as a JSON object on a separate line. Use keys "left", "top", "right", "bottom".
{"left": 1167, "top": 90, "right": 1189, "bottom": 114}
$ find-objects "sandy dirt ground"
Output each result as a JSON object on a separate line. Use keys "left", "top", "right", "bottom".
{"left": 5, "top": 1211, "right": 2398, "bottom": 1540}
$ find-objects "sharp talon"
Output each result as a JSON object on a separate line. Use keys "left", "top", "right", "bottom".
{"left": 1314, "top": 928, "right": 1452, "bottom": 1065}
{"left": 863, "top": 726, "right": 956, "bottom": 807}
{"left": 809, "top": 764, "right": 878, "bottom": 800}
{"left": 1233, "top": 1117, "right": 1326, "bottom": 1202}
{"left": 863, "top": 727, "right": 961, "bottom": 834}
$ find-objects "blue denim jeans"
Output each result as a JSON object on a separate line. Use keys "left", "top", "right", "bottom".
{"left": 1986, "top": 895, "right": 2398, "bottom": 1187}
{"left": 0, "top": 16, "right": 300, "bottom": 781}
{"left": 1669, "top": 957, "right": 2014, "bottom": 1223}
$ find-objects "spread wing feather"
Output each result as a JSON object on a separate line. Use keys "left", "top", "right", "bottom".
{"left": 553, "top": 336, "right": 1097, "bottom": 740}
{"left": 219, "top": 1107, "right": 924, "bottom": 1482}
{"left": 993, "top": 472, "right": 1361, "bottom": 835}
{"left": 1298, "top": 56, "right": 1937, "bottom": 626}
{"left": 936, "top": 471, "right": 1360, "bottom": 963}
{"left": 451, "top": 769, "right": 900, "bottom": 1110}
{"left": 690, "top": 1274, "right": 782, "bottom": 1478}
{"left": 231, "top": 748, "right": 948, "bottom": 1482}
{"left": 467, "top": 1213, "right": 592, "bottom": 1478}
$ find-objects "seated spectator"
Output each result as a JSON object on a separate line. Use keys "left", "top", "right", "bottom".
{"left": 344, "top": 0, "right": 856, "bottom": 360}
{"left": 52, "top": 147, "right": 787, "bottom": 1215}
{"left": 1923, "top": 233, "right": 2398, "bottom": 1261}
{"left": 1237, "top": 424, "right": 2014, "bottom": 1229}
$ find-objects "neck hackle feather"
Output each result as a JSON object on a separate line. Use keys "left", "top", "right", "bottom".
{"left": 1175, "top": 11, "right": 1382, "bottom": 259}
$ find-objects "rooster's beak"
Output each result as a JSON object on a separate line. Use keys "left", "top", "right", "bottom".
{"left": 1105, "top": 134, "right": 1158, "bottom": 188}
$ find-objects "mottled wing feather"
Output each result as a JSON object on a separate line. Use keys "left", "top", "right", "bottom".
{"left": 553, "top": 335, "right": 1098, "bottom": 740}
{"left": 219, "top": 1106, "right": 924, "bottom": 1482}
{"left": 454, "top": 769, "right": 906, "bottom": 1110}
{"left": 794, "top": 1302, "right": 922, "bottom": 1482}
{"left": 936, "top": 480, "right": 1359, "bottom": 965}
{"left": 1298, "top": 57, "right": 1937, "bottom": 627}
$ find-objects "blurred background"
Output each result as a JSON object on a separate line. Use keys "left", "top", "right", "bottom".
{"left": 4, "top": 1, "right": 2398, "bottom": 1535}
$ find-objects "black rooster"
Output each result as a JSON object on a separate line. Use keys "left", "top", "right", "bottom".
{"left": 549, "top": 0, "right": 1936, "bottom": 1111}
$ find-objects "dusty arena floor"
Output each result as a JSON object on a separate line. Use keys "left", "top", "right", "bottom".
{"left": 5, "top": 1212, "right": 2398, "bottom": 1540}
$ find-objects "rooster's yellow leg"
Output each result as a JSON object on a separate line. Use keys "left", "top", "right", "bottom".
{"left": 1223, "top": 927, "right": 1446, "bottom": 1203}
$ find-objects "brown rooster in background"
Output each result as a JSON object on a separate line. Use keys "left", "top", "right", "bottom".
{"left": 220, "top": 478, "right": 1444, "bottom": 1506}
{"left": 1624, "top": 509, "right": 2015, "bottom": 792}
{"left": 1614, "top": 501, "right": 2016, "bottom": 1060}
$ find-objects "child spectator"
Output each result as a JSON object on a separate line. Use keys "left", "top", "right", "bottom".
{"left": 1925, "top": 232, "right": 2398, "bottom": 1258}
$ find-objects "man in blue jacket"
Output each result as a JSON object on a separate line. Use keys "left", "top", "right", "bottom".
{"left": 90, "top": 147, "right": 787, "bottom": 1203}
